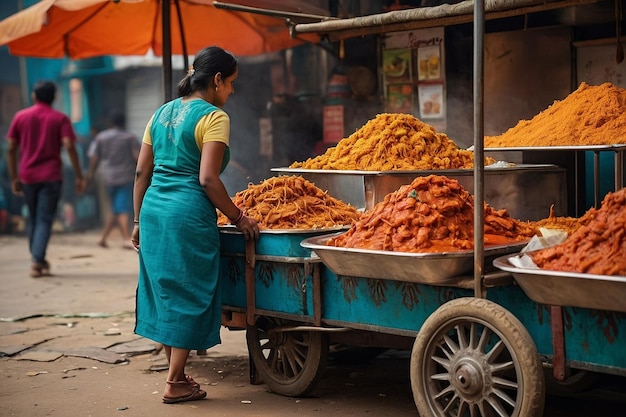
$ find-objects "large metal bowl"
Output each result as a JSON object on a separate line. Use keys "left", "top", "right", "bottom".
{"left": 301, "top": 232, "right": 527, "bottom": 286}
{"left": 219, "top": 226, "right": 346, "bottom": 258}
{"left": 272, "top": 164, "right": 566, "bottom": 221}
{"left": 493, "top": 254, "right": 626, "bottom": 313}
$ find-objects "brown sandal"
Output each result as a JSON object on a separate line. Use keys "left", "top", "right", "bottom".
{"left": 185, "top": 374, "right": 200, "bottom": 388}
{"left": 162, "top": 380, "right": 206, "bottom": 404}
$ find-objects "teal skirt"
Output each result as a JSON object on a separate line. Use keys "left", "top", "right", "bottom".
{"left": 134, "top": 178, "right": 221, "bottom": 350}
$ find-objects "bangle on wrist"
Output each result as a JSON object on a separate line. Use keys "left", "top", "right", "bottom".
{"left": 133, "top": 219, "right": 139, "bottom": 224}
{"left": 230, "top": 209, "right": 244, "bottom": 226}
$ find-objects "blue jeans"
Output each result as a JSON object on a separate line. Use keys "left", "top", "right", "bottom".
{"left": 21, "top": 181, "right": 62, "bottom": 264}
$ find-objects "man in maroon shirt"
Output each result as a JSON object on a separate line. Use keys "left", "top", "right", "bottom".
{"left": 6, "top": 80, "right": 85, "bottom": 277}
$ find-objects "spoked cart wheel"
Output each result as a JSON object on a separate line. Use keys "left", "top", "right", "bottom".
{"left": 410, "top": 297, "right": 545, "bottom": 417}
{"left": 246, "top": 316, "right": 329, "bottom": 397}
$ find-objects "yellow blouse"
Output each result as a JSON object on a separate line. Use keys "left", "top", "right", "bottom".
{"left": 142, "top": 107, "right": 230, "bottom": 150}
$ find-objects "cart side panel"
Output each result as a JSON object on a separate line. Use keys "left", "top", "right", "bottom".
{"left": 488, "top": 286, "right": 626, "bottom": 373}
{"left": 320, "top": 267, "right": 471, "bottom": 334}
{"left": 220, "top": 230, "right": 335, "bottom": 319}
{"left": 562, "top": 309, "right": 626, "bottom": 371}
{"left": 220, "top": 256, "right": 316, "bottom": 318}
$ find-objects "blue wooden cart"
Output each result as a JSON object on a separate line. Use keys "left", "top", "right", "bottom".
{"left": 217, "top": 1, "right": 626, "bottom": 415}
{"left": 219, "top": 227, "right": 626, "bottom": 417}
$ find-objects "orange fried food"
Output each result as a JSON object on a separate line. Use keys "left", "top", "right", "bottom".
{"left": 290, "top": 113, "right": 494, "bottom": 170}
{"left": 530, "top": 188, "right": 626, "bottom": 276}
{"left": 327, "top": 175, "right": 536, "bottom": 253}
{"left": 217, "top": 175, "right": 361, "bottom": 230}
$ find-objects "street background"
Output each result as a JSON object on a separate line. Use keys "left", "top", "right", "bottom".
{"left": 1, "top": 230, "right": 625, "bottom": 417}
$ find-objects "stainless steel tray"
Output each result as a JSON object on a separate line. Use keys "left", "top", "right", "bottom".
{"left": 272, "top": 164, "right": 559, "bottom": 176}
{"left": 301, "top": 233, "right": 527, "bottom": 286}
{"left": 219, "top": 226, "right": 348, "bottom": 258}
{"left": 484, "top": 144, "right": 626, "bottom": 152}
{"left": 272, "top": 165, "right": 567, "bottom": 221}
{"left": 493, "top": 254, "right": 626, "bottom": 313}
{"left": 218, "top": 225, "right": 348, "bottom": 234}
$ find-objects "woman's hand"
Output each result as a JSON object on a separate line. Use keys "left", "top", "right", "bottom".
{"left": 235, "top": 215, "right": 260, "bottom": 241}
{"left": 131, "top": 224, "right": 140, "bottom": 250}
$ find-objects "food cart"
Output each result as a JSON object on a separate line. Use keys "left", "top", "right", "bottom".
{"left": 218, "top": 1, "right": 626, "bottom": 416}
{"left": 218, "top": 168, "right": 625, "bottom": 417}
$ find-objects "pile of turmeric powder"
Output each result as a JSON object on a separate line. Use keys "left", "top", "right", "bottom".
{"left": 326, "top": 175, "right": 536, "bottom": 253}
{"left": 529, "top": 188, "right": 626, "bottom": 276}
{"left": 217, "top": 175, "right": 361, "bottom": 230}
{"left": 291, "top": 113, "right": 494, "bottom": 170}
{"left": 485, "top": 82, "right": 626, "bottom": 147}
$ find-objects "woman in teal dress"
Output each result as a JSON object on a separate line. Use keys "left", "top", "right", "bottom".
{"left": 131, "top": 46, "right": 259, "bottom": 404}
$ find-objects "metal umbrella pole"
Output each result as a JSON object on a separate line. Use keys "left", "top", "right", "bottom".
{"left": 162, "top": 0, "right": 190, "bottom": 103}
{"left": 473, "top": 0, "right": 486, "bottom": 299}
{"left": 161, "top": 0, "right": 173, "bottom": 102}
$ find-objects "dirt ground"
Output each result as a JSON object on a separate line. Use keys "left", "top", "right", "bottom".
{"left": 1, "top": 231, "right": 625, "bottom": 417}
{"left": 0, "top": 315, "right": 424, "bottom": 417}
{"left": 0, "top": 230, "right": 421, "bottom": 417}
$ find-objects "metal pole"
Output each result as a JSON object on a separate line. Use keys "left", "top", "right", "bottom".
{"left": 162, "top": 0, "right": 173, "bottom": 102}
{"left": 594, "top": 151, "right": 600, "bottom": 207}
{"left": 173, "top": 0, "right": 189, "bottom": 71}
{"left": 473, "top": 0, "right": 485, "bottom": 299}
{"left": 616, "top": 150, "right": 624, "bottom": 189}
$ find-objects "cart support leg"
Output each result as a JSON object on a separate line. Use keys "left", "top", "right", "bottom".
{"left": 551, "top": 305, "right": 566, "bottom": 381}
{"left": 244, "top": 240, "right": 260, "bottom": 385}
{"left": 249, "top": 355, "right": 260, "bottom": 385}
{"left": 313, "top": 263, "right": 321, "bottom": 326}
{"left": 245, "top": 240, "right": 256, "bottom": 327}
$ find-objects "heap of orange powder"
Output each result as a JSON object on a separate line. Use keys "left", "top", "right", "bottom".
{"left": 485, "top": 82, "right": 626, "bottom": 147}
{"left": 291, "top": 113, "right": 493, "bottom": 170}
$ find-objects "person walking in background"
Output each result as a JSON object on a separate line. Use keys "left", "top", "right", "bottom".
{"left": 6, "top": 80, "right": 85, "bottom": 277}
{"left": 86, "top": 109, "right": 139, "bottom": 249}
{"left": 131, "top": 46, "right": 259, "bottom": 404}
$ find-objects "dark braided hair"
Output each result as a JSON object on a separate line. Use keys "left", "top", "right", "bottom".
{"left": 177, "top": 46, "right": 238, "bottom": 98}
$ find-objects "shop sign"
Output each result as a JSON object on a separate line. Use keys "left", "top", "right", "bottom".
{"left": 323, "top": 105, "right": 344, "bottom": 143}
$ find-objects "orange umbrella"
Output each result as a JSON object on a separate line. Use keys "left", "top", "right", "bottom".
{"left": 0, "top": 0, "right": 323, "bottom": 98}
{"left": 0, "top": 0, "right": 322, "bottom": 58}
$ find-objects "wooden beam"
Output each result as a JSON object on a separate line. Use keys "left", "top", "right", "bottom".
{"left": 294, "top": 0, "right": 604, "bottom": 41}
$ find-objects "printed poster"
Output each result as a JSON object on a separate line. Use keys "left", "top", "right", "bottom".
{"left": 383, "top": 48, "right": 412, "bottom": 84}
{"left": 386, "top": 84, "right": 413, "bottom": 113}
{"left": 418, "top": 84, "right": 444, "bottom": 119}
{"left": 417, "top": 45, "right": 442, "bottom": 81}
